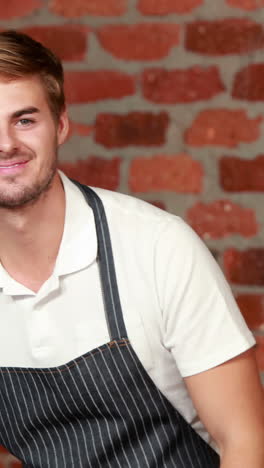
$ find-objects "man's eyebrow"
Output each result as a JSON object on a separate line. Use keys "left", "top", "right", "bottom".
{"left": 12, "top": 107, "right": 40, "bottom": 119}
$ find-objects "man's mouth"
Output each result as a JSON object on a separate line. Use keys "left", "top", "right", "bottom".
{"left": 0, "top": 160, "right": 29, "bottom": 173}
{"left": 0, "top": 160, "right": 28, "bottom": 168}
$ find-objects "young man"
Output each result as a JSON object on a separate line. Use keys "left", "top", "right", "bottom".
{"left": 0, "top": 30, "right": 263, "bottom": 467}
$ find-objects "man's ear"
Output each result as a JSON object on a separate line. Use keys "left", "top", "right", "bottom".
{"left": 57, "top": 108, "right": 69, "bottom": 146}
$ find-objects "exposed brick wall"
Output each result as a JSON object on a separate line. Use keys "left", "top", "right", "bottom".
{"left": 0, "top": 0, "right": 264, "bottom": 465}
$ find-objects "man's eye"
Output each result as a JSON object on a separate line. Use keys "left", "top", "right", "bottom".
{"left": 18, "top": 118, "right": 33, "bottom": 126}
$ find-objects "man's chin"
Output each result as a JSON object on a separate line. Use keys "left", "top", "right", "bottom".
{"left": 0, "top": 173, "right": 56, "bottom": 209}
{"left": 0, "top": 191, "right": 41, "bottom": 208}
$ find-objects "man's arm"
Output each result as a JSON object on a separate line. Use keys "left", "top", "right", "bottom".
{"left": 184, "top": 348, "right": 264, "bottom": 467}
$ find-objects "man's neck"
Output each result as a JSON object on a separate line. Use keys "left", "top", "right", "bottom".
{"left": 0, "top": 173, "right": 66, "bottom": 292}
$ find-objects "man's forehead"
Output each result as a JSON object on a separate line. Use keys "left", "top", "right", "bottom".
{"left": 0, "top": 76, "right": 48, "bottom": 114}
{"left": 0, "top": 74, "right": 43, "bottom": 88}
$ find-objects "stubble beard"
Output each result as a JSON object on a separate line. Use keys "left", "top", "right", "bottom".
{"left": 0, "top": 151, "right": 58, "bottom": 209}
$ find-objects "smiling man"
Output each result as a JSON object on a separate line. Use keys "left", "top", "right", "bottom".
{"left": 0, "top": 31, "right": 263, "bottom": 467}
{"left": 0, "top": 101, "right": 59, "bottom": 207}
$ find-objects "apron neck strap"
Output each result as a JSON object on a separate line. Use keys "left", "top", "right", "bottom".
{"left": 71, "top": 180, "right": 127, "bottom": 340}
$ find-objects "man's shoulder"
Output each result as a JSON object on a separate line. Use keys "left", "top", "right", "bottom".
{"left": 89, "top": 185, "right": 177, "bottom": 226}
{"left": 62, "top": 173, "right": 187, "bottom": 242}
{"left": 61, "top": 172, "right": 177, "bottom": 224}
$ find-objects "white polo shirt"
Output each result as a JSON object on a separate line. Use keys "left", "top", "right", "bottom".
{"left": 0, "top": 171, "right": 255, "bottom": 449}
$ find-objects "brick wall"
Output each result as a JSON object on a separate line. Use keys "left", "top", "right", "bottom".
{"left": 0, "top": 0, "right": 264, "bottom": 465}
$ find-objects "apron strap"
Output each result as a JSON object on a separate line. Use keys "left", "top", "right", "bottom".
{"left": 71, "top": 180, "right": 127, "bottom": 341}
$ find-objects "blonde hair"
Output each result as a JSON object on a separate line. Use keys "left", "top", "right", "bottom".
{"left": 0, "top": 30, "right": 65, "bottom": 120}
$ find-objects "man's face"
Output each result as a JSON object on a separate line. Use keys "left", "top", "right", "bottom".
{"left": 0, "top": 75, "right": 68, "bottom": 208}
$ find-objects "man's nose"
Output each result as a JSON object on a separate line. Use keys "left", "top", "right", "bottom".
{"left": 0, "top": 128, "right": 18, "bottom": 155}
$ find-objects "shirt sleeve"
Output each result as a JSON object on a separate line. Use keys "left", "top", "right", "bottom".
{"left": 154, "top": 217, "right": 255, "bottom": 377}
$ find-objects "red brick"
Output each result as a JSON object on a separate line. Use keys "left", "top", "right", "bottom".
{"left": 138, "top": 0, "right": 203, "bottom": 14}
{"left": 142, "top": 66, "right": 224, "bottom": 104}
{"left": 227, "top": 0, "right": 264, "bottom": 10}
{"left": 129, "top": 154, "right": 203, "bottom": 193}
{"left": 20, "top": 25, "right": 89, "bottom": 62}
{"left": 59, "top": 157, "right": 120, "bottom": 190}
{"left": 65, "top": 71, "right": 135, "bottom": 104}
{"left": 185, "top": 109, "right": 262, "bottom": 147}
{"left": 95, "top": 112, "right": 169, "bottom": 148}
{"left": 67, "top": 121, "right": 93, "bottom": 139}
{"left": 255, "top": 336, "right": 264, "bottom": 371}
{"left": 0, "top": 0, "right": 41, "bottom": 19}
{"left": 232, "top": 64, "right": 264, "bottom": 101}
{"left": 224, "top": 248, "right": 264, "bottom": 285}
{"left": 49, "top": 0, "right": 126, "bottom": 17}
{"left": 236, "top": 294, "right": 264, "bottom": 330}
{"left": 220, "top": 155, "right": 264, "bottom": 191}
{"left": 185, "top": 19, "right": 264, "bottom": 55}
{"left": 97, "top": 24, "right": 180, "bottom": 60}
{"left": 187, "top": 200, "right": 258, "bottom": 239}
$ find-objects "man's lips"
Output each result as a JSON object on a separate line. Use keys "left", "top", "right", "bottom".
{"left": 0, "top": 159, "right": 29, "bottom": 168}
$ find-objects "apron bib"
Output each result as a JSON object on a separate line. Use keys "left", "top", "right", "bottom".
{"left": 0, "top": 182, "right": 220, "bottom": 467}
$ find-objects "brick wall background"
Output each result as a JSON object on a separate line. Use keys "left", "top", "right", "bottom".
{"left": 0, "top": 0, "right": 264, "bottom": 465}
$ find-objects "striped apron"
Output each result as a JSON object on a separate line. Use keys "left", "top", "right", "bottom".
{"left": 0, "top": 182, "right": 220, "bottom": 467}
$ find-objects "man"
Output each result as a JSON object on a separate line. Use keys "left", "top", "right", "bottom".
{"left": 0, "top": 30, "right": 263, "bottom": 467}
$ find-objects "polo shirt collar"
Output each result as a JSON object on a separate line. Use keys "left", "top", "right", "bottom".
{"left": 0, "top": 171, "right": 98, "bottom": 296}
{"left": 54, "top": 171, "right": 97, "bottom": 276}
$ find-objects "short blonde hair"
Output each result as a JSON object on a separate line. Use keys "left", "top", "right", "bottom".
{"left": 0, "top": 30, "right": 65, "bottom": 121}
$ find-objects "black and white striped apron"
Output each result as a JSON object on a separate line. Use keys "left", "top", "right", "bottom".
{"left": 0, "top": 182, "right": 220, "bottom": 467}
